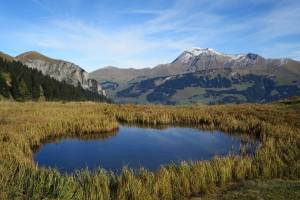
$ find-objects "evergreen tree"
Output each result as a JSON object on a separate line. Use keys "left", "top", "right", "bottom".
{"left": 0, "top": 74, "right": 10, "bottom": 98}
{"left": 38, "top": 85, "right": 46, "bottom": 101}
{"left": 10, "top": 74, "right": 21, "bottom": 100}
{"left": 19, "top": 79, "right": 31, "bottom": 100}
{"left": 0, "top": 58, "right": 109, "bottom": 102}
{"left": 31, "top": 74, "right": 40, "bottom": 100}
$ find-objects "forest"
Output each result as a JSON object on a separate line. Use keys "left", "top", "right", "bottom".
{"left": 0, "top": 58, "right": 108, "bottom": 102}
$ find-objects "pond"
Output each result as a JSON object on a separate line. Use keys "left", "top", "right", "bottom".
{"left": 34, "top": 125, "right": 257, "bottom": 173}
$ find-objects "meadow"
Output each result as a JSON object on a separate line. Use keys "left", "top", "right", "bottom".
{"left": 0, "top": 98, "right": 299, "bottom": 199}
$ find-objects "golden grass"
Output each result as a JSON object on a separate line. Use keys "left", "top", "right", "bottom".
{"left": 0, "top": 99, "right": 299, "bottom": 199}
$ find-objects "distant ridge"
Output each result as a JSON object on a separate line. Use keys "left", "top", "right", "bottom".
{"left": 89, "top": 47, "right": 300, "bottom": 104}
{"left": 90, "top": 48, "right": 294, "bottom": 82}
{"left": 2, "top": 48, "right": 300, "bottom": 104}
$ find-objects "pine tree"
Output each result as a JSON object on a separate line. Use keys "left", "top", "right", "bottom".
{"left": 0, "top": 73, "right": 10, "bottom": 98}
{"left": 19, "top": 79, "right": 31, "bottom": 100}
{"left": 10, "top": 74, "right": 21, "bottom": 100}
{"left": 0, "top": 58, "right": 109, "bottom": 102}
{"left": 31, "top": 74, "right": 40, "bottom": 100}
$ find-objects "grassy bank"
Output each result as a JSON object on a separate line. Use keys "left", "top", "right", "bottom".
{"left": 0, "top": 99, "right": 299, "bottom": 199}
{"left": 191, "top": 179, "right": 300, "bottom": 200}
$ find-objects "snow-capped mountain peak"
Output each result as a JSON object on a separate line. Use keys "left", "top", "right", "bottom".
{"left": 173, "top": 47, "right": 230, "bottom": 64}
{"left": 185, "top": 48, "right": 223, "bottom": 56}
{"left": 184, "top": 48, "right": 257, "bottom": 61}
{"left": 171, "top": 47, "right": 271, "bottom": 70}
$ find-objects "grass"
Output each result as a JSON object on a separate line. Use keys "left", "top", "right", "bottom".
{"left": 0, "top": 98, "right": 299, "bottom": 199}
{"left": 191, "top": 179, "right": 300, "bottom": 200}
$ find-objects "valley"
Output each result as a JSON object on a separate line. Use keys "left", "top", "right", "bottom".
{"left": 1, "top": 48, "right": 299, "bottom": 199}
{"left": 2, "top": 48, "right": 300, "bottom": 105}
{"left": 1, "top": 0, "right": 300, "bottom": 199}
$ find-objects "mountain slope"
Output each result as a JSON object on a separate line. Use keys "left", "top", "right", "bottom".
{"left": 15, "top": 51, "right": 105, "bottom": 96}
{"left": 0, "top": 58, "right": 109, "bottom": 102}
{"left": 91, "top": 48, "right": 291, "bottom": 81}
{"left": 90, "top": 48, "right": 300, "bottom": 104}
{"left": 0, "top": 51, "right": 15, "bottom": 62}
{"left": 89, "top": 66, "right": 151, "bottom": 83}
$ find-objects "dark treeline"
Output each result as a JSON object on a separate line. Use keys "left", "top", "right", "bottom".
{"left": 0, "top": 58, "right": 109, "bottom": 102}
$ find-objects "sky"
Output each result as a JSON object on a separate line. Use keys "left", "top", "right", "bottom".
{"left": 0, "top": 0, "right": 300, "bottom": 71}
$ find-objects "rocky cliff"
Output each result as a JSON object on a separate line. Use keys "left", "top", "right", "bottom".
{"left": 15, "top": 51, "right": 105, "bottom": 96}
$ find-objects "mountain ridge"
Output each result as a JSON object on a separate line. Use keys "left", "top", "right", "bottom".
{"left": 89, "top": 48, "right": 297, "bottom": 84}
{"left": 0, "top": 51, "right": 106, "bottom": 96}
{"left": 2, "top": 48, "right": 300, "bottom": 105}
{"left": 0, "top": 57, "right": 108, "bottom": 102}
{"left": 16, "top": 51, "right": 63, "bottom": 64}
{"left": 89, "top": 47, "right": 300, "bottom": 104}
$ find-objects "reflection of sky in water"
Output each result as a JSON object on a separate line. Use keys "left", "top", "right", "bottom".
{"left": 34, "top": 125, "right": 253, "bottom": 173}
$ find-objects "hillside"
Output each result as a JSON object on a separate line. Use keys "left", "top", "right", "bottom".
{"left": 15, "top": 51, "right": 106, "bottom": 96}
{"left": 0, "top": 51, "right": 15, "bottom": 62}
{"left": 90, "top": 48, "right": 300, "bottom": 104}
{"left": 0, "top": 58, "right": 109, "bottom": 102}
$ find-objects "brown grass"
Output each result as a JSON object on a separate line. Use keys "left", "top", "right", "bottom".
{"left": 0, "top": 99, "right": 299, "bottom": 199}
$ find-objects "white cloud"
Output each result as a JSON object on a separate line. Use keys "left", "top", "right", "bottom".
{"left": 4, "top": 0, "right": 300, "bottom": 71}
{"left": 14, "top": 17, "right": 196, "bottom": 70}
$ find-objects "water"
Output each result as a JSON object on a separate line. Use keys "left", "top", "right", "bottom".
{"left": 34, "top": 125, "right": 255, "bottom": 173}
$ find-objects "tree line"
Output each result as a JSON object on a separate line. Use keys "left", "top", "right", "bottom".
{"left": 0, "top": 58, "right": 109, "bottom": 102}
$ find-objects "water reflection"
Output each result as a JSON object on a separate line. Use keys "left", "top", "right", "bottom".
{"left": 34, "top": 125, "right": 257, "bottom": 173}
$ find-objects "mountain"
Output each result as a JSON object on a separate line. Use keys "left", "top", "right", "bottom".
{"left": 90, "top": 66, "right": 151, "bottom": 83}
{"left": 0, "top": 51, "right": 15, "bottom": 62}
{"left": 0, "top": 57, "right": 109, "bottom": 102}
{"left": 90, "top": 48, "right": 300, "bottom": 104}
{"left": 15, "top": 51, "right": 105, "bottom": 96}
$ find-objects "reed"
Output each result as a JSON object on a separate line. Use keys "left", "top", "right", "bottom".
{"left": 0, "top": 99, "right": 299, "bottom": 199}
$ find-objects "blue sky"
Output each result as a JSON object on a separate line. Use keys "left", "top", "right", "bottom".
{"left": 0, "top": 0, "right": 300, "bottom": 71}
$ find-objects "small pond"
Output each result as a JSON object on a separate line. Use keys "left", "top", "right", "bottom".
{"left": 34, "top": 125, "right": 257, "bottom": 173}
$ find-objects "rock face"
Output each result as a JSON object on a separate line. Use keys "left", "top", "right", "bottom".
{"left": 16, "top": 51, "right": 105, "bottom": 96}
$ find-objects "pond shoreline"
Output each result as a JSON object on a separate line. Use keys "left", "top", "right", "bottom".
{"left": 34, "top": 125, "right": 258, "bottom": 173}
